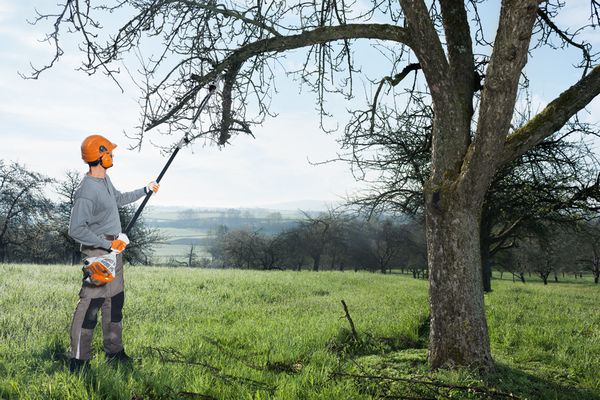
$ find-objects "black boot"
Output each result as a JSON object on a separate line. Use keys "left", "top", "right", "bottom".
{"left": 106, "top": 349, "right": 133, "bottom": 365}
{"left": 69, "top": 358, "right": 89, "bottom": 373}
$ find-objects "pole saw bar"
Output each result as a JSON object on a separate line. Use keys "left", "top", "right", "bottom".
{"left": 124, "top": 77, "right": 220, "bottom": 235}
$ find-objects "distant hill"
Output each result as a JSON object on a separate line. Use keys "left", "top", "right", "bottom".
{"left": 144, "top": 199, "right": 341, "bottom": 215}
{"left": 252, "top": 199, "right": 343, "bottom": 211}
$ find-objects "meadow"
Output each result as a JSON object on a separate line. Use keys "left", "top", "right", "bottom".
{"left": 0, "top": 264, "right": 598, "bottom": 399}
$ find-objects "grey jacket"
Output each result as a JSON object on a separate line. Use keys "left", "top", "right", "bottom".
{"left": 68, "top": 174, "right": 145, "bottom": 249}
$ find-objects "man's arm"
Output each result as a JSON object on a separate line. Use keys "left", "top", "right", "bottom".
{"left": 114, "top": 187, "right": 146, "bottom": 207}
{"left": 68, "top": 197, "right": 113, "bottom": 249}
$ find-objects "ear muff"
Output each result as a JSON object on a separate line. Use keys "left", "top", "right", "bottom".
{"left": 99, "top": 145, "right": 113, "bottom": 168}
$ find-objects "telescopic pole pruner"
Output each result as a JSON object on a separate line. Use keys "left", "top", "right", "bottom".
{"left": 124, "top": 77, "right": 220, "bottom": 234}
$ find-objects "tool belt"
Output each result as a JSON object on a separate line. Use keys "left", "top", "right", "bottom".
{"left": 81, "top": 234, "right": 119, "bottom": 251}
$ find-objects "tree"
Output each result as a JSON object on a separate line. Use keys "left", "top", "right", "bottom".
{"left": 343, "top": 91, "right": 600, "bottom": 291}
{"left": 372, "top": 219, "right": 405, "bottom": 274}
{"left": 185, "top": 244, "right": 200, "bottom": 267}
{"left": 0, "top": 161, "right": 53, "bottom": 262}
{"left": 479, "top": 122, "right": 600, "bottom": 291}
{"left": 55, "top": 170, "right": 84, "bottom": 264}
{"left": 295, "top": 212, "right": 333, "bottom": 272}
{"left": 511, "top": 223, "right": 582, "bottom": 285}
{"left": 118, "top": 204, "right": 166, "bottom": 265}
{"left": 398, "top": 220, "right": 428, "bottom": 279}
{"left": 255, "top": 233, "right": 285, "bottom": 270}
{"left": 33, "top": 0, "right": 600, "bottom": 371}
{"left": 276, "top": 228, "right": 308, "bottom": 271}
{"left": 208, "top": 224, "right": 229, "bottom": 267}
{"left": 574, "top": 220, "right": 600, "bottom": 284}
{"left": 222, "top": 229, "right": 261, "bottom": 268}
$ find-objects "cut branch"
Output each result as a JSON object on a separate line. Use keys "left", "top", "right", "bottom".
{"left": 341, "top": 299, "right": 359, "bottom": 341}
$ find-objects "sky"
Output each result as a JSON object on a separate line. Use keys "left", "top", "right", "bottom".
{"left": 1, "top": 1, "right": 599, "bottom": 209}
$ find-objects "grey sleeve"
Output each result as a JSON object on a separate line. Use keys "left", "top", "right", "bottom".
{"left": 115, "top": 187, "right": 146, "bottom": 207}
{"left": 68, "top": 197, "right": 112, "bottom": 249}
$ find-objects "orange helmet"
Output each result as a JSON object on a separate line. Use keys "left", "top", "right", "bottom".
{"left": 81, "top": 135, "right": 117, "bottom": 168}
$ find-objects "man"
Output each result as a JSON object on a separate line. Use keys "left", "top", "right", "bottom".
{"left": 68, "top": 134, "right": 159, "bottom": 372}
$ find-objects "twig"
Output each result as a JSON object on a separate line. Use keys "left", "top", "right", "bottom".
{"left": 340, "top": 299, "right": 359, "bottom": 341}
{"left": 331, "top": 372, "right": 521, "bottom": 399}
{"left": 142, "top": 346, "right": 276, "bottom": 394}
{"left": 178, "top": 391, "right": 217, "bottom": 400}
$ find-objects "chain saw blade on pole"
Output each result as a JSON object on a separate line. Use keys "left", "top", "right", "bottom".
{"left": 82, "top": 75, "right": 222, "bottom": 286}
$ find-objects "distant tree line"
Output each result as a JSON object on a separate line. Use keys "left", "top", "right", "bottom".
{"left": 0, "top": 160, "right": 162, "bottom": 265}
{"left": 202, "top": 208, "right": 600, "bottom": 284}
{"left": 205, "top": 209, "right": 428, "bottom": 275}
{"left": 493, "top": 221, "right": 600, "bottom": 285}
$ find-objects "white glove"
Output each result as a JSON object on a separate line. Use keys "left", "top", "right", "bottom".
{"left": 117, "top": 233, "right": 130, "bottom": 245}
{"left": 110, "top": 233, "right": 130, "bottom": 254}
{"left": 145, "top": 181, "right": 160, "bottom": 194}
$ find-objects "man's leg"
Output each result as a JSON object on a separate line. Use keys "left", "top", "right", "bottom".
{"left": 101, "top": 253, "right": 131, "bottom": 363}
{"left": 70, "top": 246, "right": 111, "bottom": 371}
{"left": 69, "top": 296, "right": 104, "bottom": 369}
{"left": 101, "top": 290, "right": 125, "bottom": 355}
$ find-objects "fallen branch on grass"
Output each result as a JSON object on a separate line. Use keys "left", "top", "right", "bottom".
{"left": 330, "top": 371, "right": 522, "bottom": 399}
{"left": 177, "top": 391, "right": 217, "bottom": 400}
{"left": 133, "top": 392, "right": 215, "bottom": 400}
{"left": 142, "top": 346, "right": 276, "bottom": 394}
{"left": 198, "top": 335, "right": 304, "bottom": 374}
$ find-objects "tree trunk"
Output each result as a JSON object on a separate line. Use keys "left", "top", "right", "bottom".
{"left": 312, "top": 254, "right": 320, "bottom": 271}
{"left": 71, "top": 250, "right": 80, "bottom": 265}
{"left": 480, "top": 215, "right": 493, "bottom": 293}
{"left": 595, "top": 273, "right": 599, "bottom": 284}
{"left": 426, "top": 202, "right": 493, "bottom": 371}
{"left": 481, "top": 245, "right": 492, "bottom": 293}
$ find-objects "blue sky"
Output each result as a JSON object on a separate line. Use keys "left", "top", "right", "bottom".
{"left": 1, "top": 1, "right": 599, "bottom": 209}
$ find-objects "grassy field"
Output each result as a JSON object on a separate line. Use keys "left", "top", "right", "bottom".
{"left": 0, "top": 265, "right": 598, "bottom": 399}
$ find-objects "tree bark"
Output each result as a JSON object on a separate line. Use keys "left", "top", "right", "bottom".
{"left": 426, "top": 196, "right": 493, "bottom": 371}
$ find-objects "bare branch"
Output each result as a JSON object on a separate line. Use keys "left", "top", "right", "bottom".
{"left": 502, "top": 64, "right": 600, "bottom": 165}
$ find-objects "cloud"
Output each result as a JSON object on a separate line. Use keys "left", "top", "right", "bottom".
{"left": 116, "top": 112, "right": 361, "bottom": 208}
{"left": 0, "top": 0, "right": 15, "bottom": 21}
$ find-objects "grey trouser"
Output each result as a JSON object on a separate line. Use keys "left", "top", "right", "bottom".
{"left": 69, "top": 247, "right": 125, "bottom": 360}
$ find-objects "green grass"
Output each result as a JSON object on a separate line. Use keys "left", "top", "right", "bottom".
{"left": 0, "top": 265, "right": 598, "bottom": 399}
